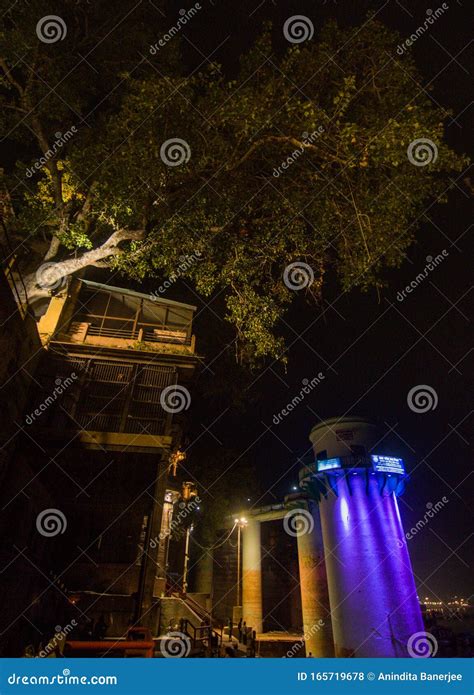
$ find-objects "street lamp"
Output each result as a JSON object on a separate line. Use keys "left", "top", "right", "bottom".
{"left": 234, "top": 517, "right": 247, "bottom": 607}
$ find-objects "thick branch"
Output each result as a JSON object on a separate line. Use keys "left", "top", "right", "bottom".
{"left": 23, "top": 228, "right": 145, "bottom": 304}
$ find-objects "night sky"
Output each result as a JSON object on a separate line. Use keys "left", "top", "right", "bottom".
{"left": 143, "top": 0, "right": 473, "bottom": 600}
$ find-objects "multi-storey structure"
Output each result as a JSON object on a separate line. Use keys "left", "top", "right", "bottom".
{"left": 13, "top": 277, "right": 198, "bottom": 642}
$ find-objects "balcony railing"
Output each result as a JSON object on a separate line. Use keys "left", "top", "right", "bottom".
{"left": 62, "top": 321, "right": 192, "bottom": 348}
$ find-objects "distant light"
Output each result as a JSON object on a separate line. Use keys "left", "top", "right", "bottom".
{"left": 247, "top": 498, "right": 251, "bottom": 501}
{"left": 196, "top": 506, "right": 200, "bottom": 510}
{"left": 292, "top": 486, "right": 297, "bottom": 491}
{"left": 234, "top": 518, "right": 239, "bottom": 524}
{"left": 240, "top": 517, "right": 247, "bottom": 524}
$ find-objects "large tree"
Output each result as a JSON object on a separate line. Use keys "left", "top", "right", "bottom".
{"left": 1, "top": 1, "right": 467, "bottom": 361}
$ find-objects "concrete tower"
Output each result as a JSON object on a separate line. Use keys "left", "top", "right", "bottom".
{"left": 300, "top": 417, "right": 424, "bottom": 657}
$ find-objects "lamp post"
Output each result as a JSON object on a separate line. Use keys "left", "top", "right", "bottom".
{"left": 234, "top": 517, "right": 247, "bottom": 607}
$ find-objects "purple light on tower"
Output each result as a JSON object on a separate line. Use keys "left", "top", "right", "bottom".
{"left": 302, "top": 417, "right": 425, "bottom": 657}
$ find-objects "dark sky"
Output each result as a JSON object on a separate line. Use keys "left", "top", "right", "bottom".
{"left": 160, "top": 0, "right": 474, "bottom": 600}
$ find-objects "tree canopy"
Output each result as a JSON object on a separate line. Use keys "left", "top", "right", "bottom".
{"left": 1, "top": 1, "right": 467, "bottom": 362}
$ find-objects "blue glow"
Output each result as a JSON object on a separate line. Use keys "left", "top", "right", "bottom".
{"left": 340, "top": 496, "right": 350, "bottom": 531}
{"left": 371, "top": 454, "right": 405, "bottom": 475}
{"left": 317, "top": 457, "right": 342, "bottom": 472}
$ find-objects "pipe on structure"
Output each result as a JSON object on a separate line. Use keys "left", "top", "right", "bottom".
{"left": 296, "top": 501, "right": 335, "bottom": 657}
{"left": 242, "top": 519, "right": 262, "bottom": 633}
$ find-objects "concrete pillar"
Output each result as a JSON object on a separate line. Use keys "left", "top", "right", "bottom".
{"left": 296, "top": 502, "right": 334, "bottom": 657}
{"left": 242, "top": 519, "right": 262, "bottom": 633}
